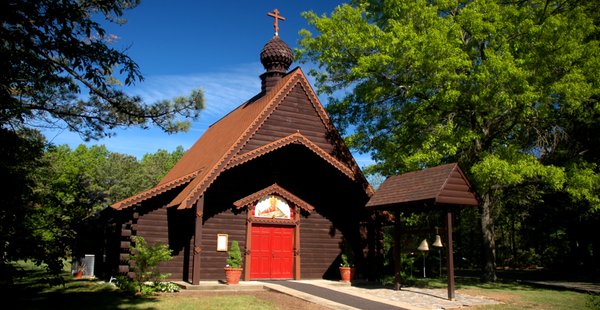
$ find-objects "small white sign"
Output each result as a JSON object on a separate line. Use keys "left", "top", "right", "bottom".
{"left": 217, "top": 234, "right": 228, "bottom": 252}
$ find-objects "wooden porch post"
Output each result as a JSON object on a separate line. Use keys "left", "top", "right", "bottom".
{"left": 244, "top": 214, "right": 252, "bottom": 281}
{"left": 294, "top": 206, "right": 301, "bottom": 280}
{"left": 446, "top": 207, "right": 455, "bottom": 300}
{"left": 192, "top": 196, "right": 204, "bottom": 285}
{"left": 393, "top": 210, "right": 402, "bottom": 290}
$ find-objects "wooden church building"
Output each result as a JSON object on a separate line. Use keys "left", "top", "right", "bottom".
{"left": 104, "top": 13, "right": 374, "bottom": 284}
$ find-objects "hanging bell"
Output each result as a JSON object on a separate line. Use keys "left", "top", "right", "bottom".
{"left": 432, "top": 235, "right": 443, "bottom": 248}
{"left": 417, "top": 239, "right": 429, "bottom": 251}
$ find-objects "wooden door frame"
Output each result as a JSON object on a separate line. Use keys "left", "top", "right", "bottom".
{"left": 233, "top": 183, "right": 315, "bottom": 281}
{"left": 247, "top": 223, "right": 295, "bottom": 279}
{"left": 244, "top": 207, "right": 300, "bottom": 280}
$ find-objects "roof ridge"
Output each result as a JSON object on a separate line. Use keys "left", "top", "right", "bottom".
{"left": 435, "top": 163, "right": 459, "bottom": 203}
{"left": 176, "top": 69, "right": 303, "bottom": 209}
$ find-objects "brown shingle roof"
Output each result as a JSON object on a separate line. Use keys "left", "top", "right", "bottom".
{"left": 366, "top": 163, "right": 479, "bottom": 210}
{"left": 111, "top": 67, "right": 371, "bottom": 210}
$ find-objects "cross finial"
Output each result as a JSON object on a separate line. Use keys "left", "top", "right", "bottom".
{"left": 267, "top": 9, "right": 285, "bottom": 36}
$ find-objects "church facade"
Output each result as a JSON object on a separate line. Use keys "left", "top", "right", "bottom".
{"left": 103, "top": 23, "right": 374, "bottom": 283}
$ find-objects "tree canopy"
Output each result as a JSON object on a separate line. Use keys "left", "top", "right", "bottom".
{"left": 0, "top": 0, "right": 203, "bottom": 278}
{"left": 298, "top": 0, "right": 599, "bottom": 281}
{"left": 1, "top": 0, "right": 204, "bottom": 140}
{"left": 1, "top": 141, "right": 185, "bottom": 277}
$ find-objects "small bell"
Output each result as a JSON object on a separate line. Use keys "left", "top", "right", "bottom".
{"left": 432, "top": 235, "right": 443, "bottom": 248}
{"left": 417, "top": 239, "right": 429, "bottom": 251}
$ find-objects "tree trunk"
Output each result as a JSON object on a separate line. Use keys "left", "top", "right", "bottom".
{"left": 481, "top": 192, "right": 497, "bottom": 282}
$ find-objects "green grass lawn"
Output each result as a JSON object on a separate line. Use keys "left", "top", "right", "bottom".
{"left": 4, "top": 261, "right": 276, "bottom": 310}
{"left": 4, "top": 261, "right": 599, "bottom": 310}
{"left": 409, "top": 277, "right": 599, "bottom": 310}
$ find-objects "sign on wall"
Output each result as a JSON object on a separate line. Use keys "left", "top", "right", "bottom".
{"left": 217, "top": 234, "right": 228, "bottom": 252}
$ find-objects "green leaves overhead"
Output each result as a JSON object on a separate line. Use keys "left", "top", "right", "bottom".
{"left": 1, "top": 0, "right": 205, "bottom": 140}
{"left": 298, "top": 0, "right": 599, "bottom": 199}
{"left": 298, "top": 0, "right": 600, "bottom": 281}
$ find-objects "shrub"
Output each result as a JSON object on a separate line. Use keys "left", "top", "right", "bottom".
{"left": 587, "top": 293, "right": 600, "bottom": 309}
{"left": 341, "top": 243, "right": 355, "bottom": 267}
{"left": 226, "top": 240, "right": 242, "bottom": 268}
{"left": 128, "top": 236, "right": 173, "bottom": 294}
{"left": 114, "top": 275, "right": 137, "bottom": 295}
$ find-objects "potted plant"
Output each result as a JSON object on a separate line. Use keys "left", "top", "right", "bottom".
{"left": 74, "top": 260, "right": 86, "bottom": 279}
{"left": 339, "top": 243, "right": 355, "bottom": 283}
{"left": 224, "top": 240, "right": 243, "bottom": 285}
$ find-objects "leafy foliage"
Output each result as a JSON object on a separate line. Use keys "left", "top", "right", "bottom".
{"left": 128, "top": 236, "right": 173, "bottom": 294}
{"left": 0, "top": 129, "right": 46, "bottom": 273}
{"left": 226, "top": 240, "right": 243, "bottom": 268}
{"left": 1, "top": 0, "right": 204, "bottom": 140}
{"left": 341, "top": 242, "right": 355, "bottom": 267}
{"left": 0, "top": 140, "right": 184, "bottom": 279}
{"left": 298, "top": 0, "right": 600, "bottom": 281}
{"left": 0, "top": 0, "right": 201, "bottom": 281}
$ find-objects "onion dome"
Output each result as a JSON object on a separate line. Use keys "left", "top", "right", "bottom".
{"left": 260, "top": 35, "right": 294, "bottom": 74}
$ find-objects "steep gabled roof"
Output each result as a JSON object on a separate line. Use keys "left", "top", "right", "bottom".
{"left": 366, "top": 163, "right": 479, "bottom": 210}
{"left": 111, "top": 67, "right": 371, "bottom": 210}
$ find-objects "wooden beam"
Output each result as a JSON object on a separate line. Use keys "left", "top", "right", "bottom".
{"left": 192, "top": 195, "right": 204, "bottom": 285}
{"left": 393, "top": 211, "right": 402, "bottom": 290}
{"left": 244, "top": 212, "right": 253, "bottom": 281}
{"left": 294, "top": 206, "right": 301, "bottom": 280}
{"left": 446, "top": 208, "right": 455, "bottom": 300}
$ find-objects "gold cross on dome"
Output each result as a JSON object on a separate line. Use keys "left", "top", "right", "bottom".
{"left": 267, "top": 9, "right": 285, "bottom": 36}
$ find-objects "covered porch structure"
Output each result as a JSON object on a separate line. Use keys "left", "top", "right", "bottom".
{"left": 366, "top": 163, "right": 479, "bottom": 300}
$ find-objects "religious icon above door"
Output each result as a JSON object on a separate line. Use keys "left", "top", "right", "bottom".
{"left": 254, "top": 195, "right": 291, "bottom": 219}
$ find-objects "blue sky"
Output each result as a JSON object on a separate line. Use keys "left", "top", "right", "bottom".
{"left": 43, "top": 1, "right": 375, "bottom": 167}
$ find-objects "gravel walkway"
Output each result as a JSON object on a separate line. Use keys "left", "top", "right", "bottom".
{"left": 293, "top": 280, "right": 502, "bottom": 310}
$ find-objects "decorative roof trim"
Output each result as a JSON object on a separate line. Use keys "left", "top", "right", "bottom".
{"left": 176, "top": 70, "right": 302, "bottom": 210}
{"left": 110, "top": 170, "right": 199, "bottom": 210}
{"left": 226, "top": 132, "right": 355, "bottom": 180}
{"left": 296, "top": 75, "right": 375, "bottom": 196}
{"left": 233, "top": 183, "right": 315, "bottom": 213}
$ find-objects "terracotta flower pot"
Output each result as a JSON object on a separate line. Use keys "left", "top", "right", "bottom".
{"left": 74, "top": 271, "right": 83, "bottom": 278}
{"left": 339, "top": 266, "right": 355, "bottom": 283}
{"left": 224, "top": 267, "right": 243, "bottom": 285}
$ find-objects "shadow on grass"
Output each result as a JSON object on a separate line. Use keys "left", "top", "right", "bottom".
{"left": 3, "top": 262, "right": 161, "bottom": 310}
{"left": 6, "top": 280, "right": 162, "bottom": 310}
{"left": 351, "top": 276, "right": 552, "bottom": 293}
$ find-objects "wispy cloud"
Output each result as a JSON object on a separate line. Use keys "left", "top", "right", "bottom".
{"left": 127, "top": 63, "right": 263, "bottom": 125}
{"left": 44, "top": 63, "right": 264, "bottom": 157}
{"left": 43, "top": 63, "right": 375, "bottom": 169}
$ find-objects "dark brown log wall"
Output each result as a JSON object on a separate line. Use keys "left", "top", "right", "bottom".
{"left": 200, "top": 206, "right": 247, "bottom": 280}
{"left": 300, "top": 211, "right": 343, "bottom": 279}
{"left": 134, "top": 204, "right": 194, "bottom": 281}
{"left": 241, "top": 84, "right": 335, "bottom": 154}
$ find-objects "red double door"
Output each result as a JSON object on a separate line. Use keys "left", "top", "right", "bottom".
{"left": 250, "top": 225, "right": 294, "bottom": 279}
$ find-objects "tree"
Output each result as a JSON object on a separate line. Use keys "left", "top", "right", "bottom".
{"left": 0, "top": 128, "right": 46, "bottom": 280}
{"left": 97, "top": 152, "right": 141, "bottom": 205}
{"left": 30, "top": 144, "right": 109, "bottom": 274}
{"left": 1, "top": 0, "right": 204, "bottom": 140}
{"left": 0, "top": 0, "right": 203, "bottom": 279}
{"left": 135, "top": 147, "right": 186, "bottom": 192}
{"left": 0, "top": 141, "right": 186, "bottom": 278}
{"left": 298, "top": 0, "right": 600, "bottom": 281}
